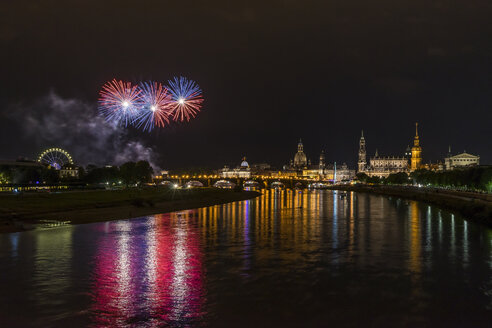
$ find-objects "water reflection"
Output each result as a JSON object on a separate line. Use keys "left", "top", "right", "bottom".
{"left": 0, "top": 190, "right": 490, "bottom": 327}
{"left": 409, "top": 201, "right": 421, "bottom": 275}
{"left": 90, "top": 212, "right": 203, "bottom": 326}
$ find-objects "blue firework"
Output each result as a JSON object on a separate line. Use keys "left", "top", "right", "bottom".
{"left": 98, "top": 79, "right": 142, "bottom": 126}
{"left": 134, "top": 81, "right": 172, "bottom": 131}
{"left": 166, "top": 76, "right": 204, "bottom": 122}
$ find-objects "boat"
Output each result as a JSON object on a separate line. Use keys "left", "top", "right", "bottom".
{"left": 309, "top": 182, "right": 330, "bottom": 190}
{"left": 243, "top": 180, "right": 260, "bottom": 188}
{"left": 185, "top": 180, "right": 204, "bottom": 188}
{"left": 213, "top": 180, "right": 236, "bottom": 189}
{"left": 270, "top": 181, "right": 285, "bottom": 189}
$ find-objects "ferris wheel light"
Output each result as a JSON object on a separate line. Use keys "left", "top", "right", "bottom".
{"left": 37, "top": 147, "right": 74, "bottom": 169}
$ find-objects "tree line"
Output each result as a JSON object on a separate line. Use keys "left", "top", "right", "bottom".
{"left": 356, "top": 166, "right": 492, "bottom": 192}
{"left": 0, "top": 161, "right": 154, "bottom": 186}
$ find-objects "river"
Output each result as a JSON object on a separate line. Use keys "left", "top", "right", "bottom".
{"left": 0, "top": 190, "right": 491, "bottom": 327}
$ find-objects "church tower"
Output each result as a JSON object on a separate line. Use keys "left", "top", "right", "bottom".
{"left": 358, "top": 130, "right": 366, "bottom": 172}
{"left": 319, "top": 150, "right": 326, "bottom": 175}
{"left": 410, "top": 123, "right": 422, "bottom": 171}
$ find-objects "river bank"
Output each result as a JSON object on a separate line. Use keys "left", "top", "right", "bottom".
{"left": 0, "top": 188, "right": 260, "bottom": 233}
{"left": 331, "top": 184, "right": 492, "bottom": 227}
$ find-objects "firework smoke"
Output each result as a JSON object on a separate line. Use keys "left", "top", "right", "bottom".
{"left": 8, "top": 91, "right": 159, "bottom": 169}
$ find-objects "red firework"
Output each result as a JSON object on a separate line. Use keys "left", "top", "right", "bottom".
{"left": 167, "top": 76, "right": 204, "bottom": 122}
{"left": 98, "top": 79, "right": 142, "bottom": 126}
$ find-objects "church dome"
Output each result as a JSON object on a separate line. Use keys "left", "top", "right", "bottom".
{"left": 294, "top": 151, "right": 307, "bottom": 167}
{"left": 240, "top": 157, "right": 249, "bottom": 168}
{"left": 293, "top": 139, "right": 307, "bottom": 168}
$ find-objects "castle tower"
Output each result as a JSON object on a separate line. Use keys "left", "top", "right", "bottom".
{"left": 410, "top": 123, "right": 422, "bottom": 171}
{"left": 357, "top": 130, "right": 366, "bottom": 172}
{"left": 405, "top": 145, "right": 411, "bottom": 158}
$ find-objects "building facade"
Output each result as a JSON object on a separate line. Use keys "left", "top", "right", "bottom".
{"left": 444, "top": 149, "right": 480, "bottom": 170}
{"left": 59, "top": 165, "right": 79, "bottom": 178}
{"left": 220, "top": 158, "right": 252, "bottom": 178}
{"left": 357, "top": 127, "right": 418, "bottom": 178}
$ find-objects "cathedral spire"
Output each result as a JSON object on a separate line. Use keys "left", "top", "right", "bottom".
{"left": 410, "top": 123, "right": 422, "bottom": 171}
{"left": 413, "top": 122, "right": 420, "bottom": 146}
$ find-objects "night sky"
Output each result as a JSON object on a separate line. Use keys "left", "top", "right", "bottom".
{"left": 1, "top": 1, "right": 491, "bottom": 170}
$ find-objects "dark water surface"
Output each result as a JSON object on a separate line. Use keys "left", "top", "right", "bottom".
{"left": 0, "top": 190, "right": 491, "bottom": 327}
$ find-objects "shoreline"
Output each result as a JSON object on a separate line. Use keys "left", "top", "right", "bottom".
{"left": 330, "top": 184, "right": 492, "bottom": 227}
{"left": 0, "top": 189, "right": 261, "bottom": 234}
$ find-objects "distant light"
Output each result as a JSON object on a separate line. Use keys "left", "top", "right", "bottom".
{"left": 151, "top": 105, "right": 157, "bottom": 111}
{"left": 122, "top": 101, "right": 129, "bottom": 108}
{"left": 178, "top": 98, "right": 185, "bottom": 105}
{"left": 174, "top": 184, "right": 179, "bottom": 188}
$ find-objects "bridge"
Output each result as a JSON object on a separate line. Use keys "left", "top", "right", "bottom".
{"left": 157, "top": 174, "right": 330, "bottom": 189}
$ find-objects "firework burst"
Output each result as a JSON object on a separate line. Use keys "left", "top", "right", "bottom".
{"left": 98, "top": 79, "right": 142, "bottom": 126}
{"left": 134, "top": 81, "right": 173, "bottom": 131}
{"left": 167, "top": 76, "right": 204, "bottom": 122}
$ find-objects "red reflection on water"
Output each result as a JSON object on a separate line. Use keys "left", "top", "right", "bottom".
{"left": 91, "top": 211, "right": 204, "bottom": 326}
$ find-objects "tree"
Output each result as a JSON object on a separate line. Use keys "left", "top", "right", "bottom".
{"left": 385, "top": 172, "right": 409, "bottom": 185}
{"left": 135, "top": 161, "right": 153, "bottom": 184}
{"left": 120, "top": 162, "right": 137, "bottom": 186}
{"left": 41, "top": 167, "right": 60, "bottom": 184}
{"left": 84, "top": 166, "right": 120, "bottom": 184}
{"left": 356, "top": 172, "right": 369, "bottom": 183}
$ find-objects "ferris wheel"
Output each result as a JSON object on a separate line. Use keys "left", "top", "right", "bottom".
{"left": 37, "top": 148, "right": 74, "bottom": 170}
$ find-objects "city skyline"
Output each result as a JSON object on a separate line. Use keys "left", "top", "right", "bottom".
{"left": 0, "top": 121, "right": 486, "bottom": 171}
{"left": 0, "top": 2, "right": 491, "bottom": 168}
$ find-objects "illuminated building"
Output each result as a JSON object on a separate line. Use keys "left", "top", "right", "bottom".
{"left": 220, "top": 157, "right": 252, "bottom": 178}
{"left": 334, "top": 163, "right": 356, "bottom": 182}
{"left": 444, "top": 147, "right": 480, "bottom": 170}
{"left": 302, "top": 151, "right": 327, "bottom": 178}
{"left": 284, "top": 140, "right": 355, "bottom": 181}
{"left": 270, "top": 170, "right": 297, "bottom": 178}
{"left": 357, "top": 130, "right": 410, "bottom": 178}
{"left": 59, "top": 165, "right": 79, "bottom": 178}
{"left": 302, "top": 153, "right": 355, "bottom": 182}
{"left": 410, "top": 122, "right": 422, "bottom": 171}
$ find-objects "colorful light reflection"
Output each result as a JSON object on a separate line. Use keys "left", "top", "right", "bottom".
{"left": 91, "top": 211, "right": 204, "bottom": 326}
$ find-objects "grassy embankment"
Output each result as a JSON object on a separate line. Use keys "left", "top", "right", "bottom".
{"left": 0, "top": 188, "right": 260, "bottom": 233}
{"left": 331, "top": 184, "right": 492, "bottom": 227}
